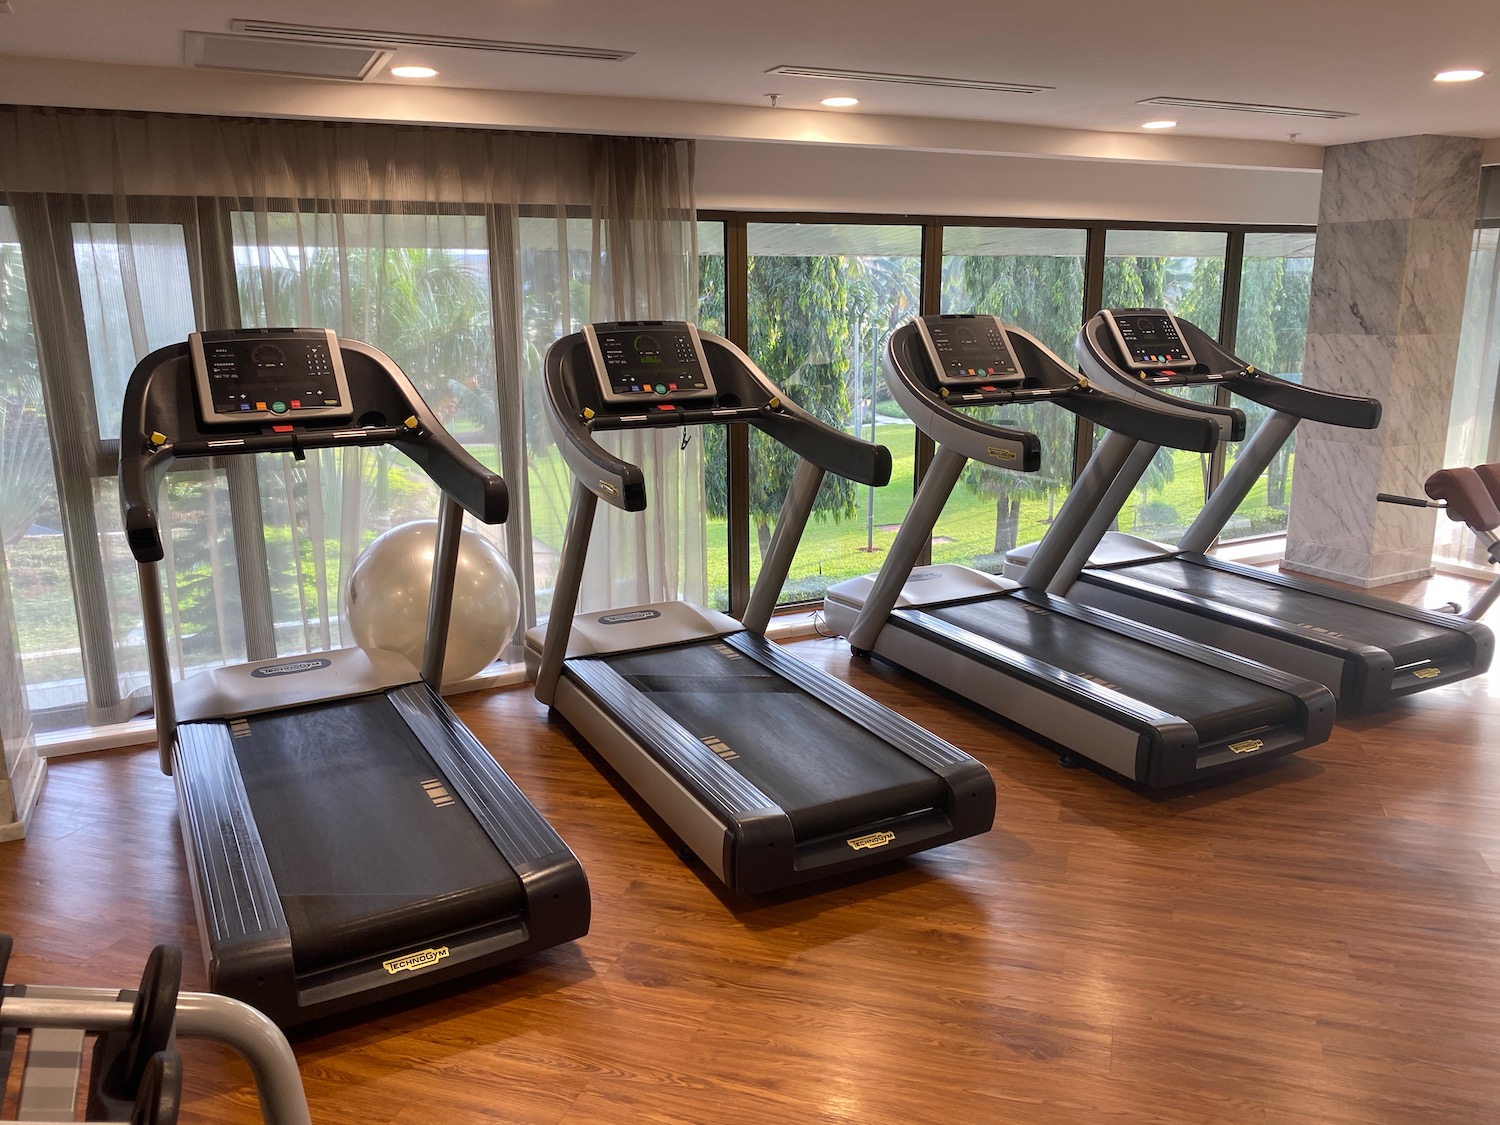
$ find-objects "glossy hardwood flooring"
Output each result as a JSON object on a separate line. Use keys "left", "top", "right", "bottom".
{"left": 3, "top": 574, "right": 1499, "bottom": 1124}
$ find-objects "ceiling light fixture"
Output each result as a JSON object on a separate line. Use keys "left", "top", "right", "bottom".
{"left": 1141, "top": 120, "right": 1177, "bottom": 129}
{"left": 1434, "top": 68, "right": 1485, "bottom": 82}
{"left": 821, "top": 96, "right": 859, "bottom": 107}
{"left": 390, "top": 64, "right": 438, "bottom": 78}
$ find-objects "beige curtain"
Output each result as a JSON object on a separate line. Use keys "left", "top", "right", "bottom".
{"left": 0, "top": 105, "right": 701, "bottom": 730}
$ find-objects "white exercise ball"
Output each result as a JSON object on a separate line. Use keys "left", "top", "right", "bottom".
{"left": 345, "top": 520, "right": 519, "bottom": 684}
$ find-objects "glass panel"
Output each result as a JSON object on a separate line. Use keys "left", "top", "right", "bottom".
{"left": 234, "top": 210, "right": 500, "bottom": 650}
{"left": 1220, "top": 231, "right": 1316, "bottom": 543}
{"left": 940, "top": 227, "right": 1086, "bottom": 565}
{"left": 742, "top": 223, "right": 922, "bottom": 604}
{"left": 3, "top": 209, "right": 83, "bottom": 719}
{"left": 1439, "top": 201, "right": 1500, "bottom": 568}
{"left": 517, "top": 215, "right": 594, "bottom": 621}
{"left": 1103, "top": 229, "right": 1227, "bottom": 545}
{"left": 697, "top": 220, "right": 730, "bottom": 608}
{"left": 73, "top": 222, "right": 197, "bottom": 439}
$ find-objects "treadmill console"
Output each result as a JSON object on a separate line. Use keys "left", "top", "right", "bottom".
{"left": 584, "top": 321, "right": 717, "bottom": 406}
{"left": 1101, "top": 309, "right": 1196, "bottom": 371}
{"left": 915, "top": 314, "right": 1025, "bottom": 392}
{"left": 190, "top": 328, "right": 353, "bottom": 426}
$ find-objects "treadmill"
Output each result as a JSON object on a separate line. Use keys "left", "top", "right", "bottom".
{"left": 525, "top": 321, "right": 995, "bottom": 895}
{"left": 119, "top": 328, "right": 589, "bottom": 1027}
{"left": 824, "top": 314, "right": 1336, "bottom": 789}
{"left": 1011, "top": 308, "right": 1494, "bottom": 711}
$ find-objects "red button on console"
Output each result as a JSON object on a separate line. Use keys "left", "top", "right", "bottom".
{"left": 656, "top": 403, "right": 677, "bottom": 411}
{"left": 272, "top": 425, "right": 294, "bottom": 433}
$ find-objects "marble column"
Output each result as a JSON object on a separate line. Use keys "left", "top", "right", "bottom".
{"left": 1283, "top": 134, "right": 1482, "bottom": 587}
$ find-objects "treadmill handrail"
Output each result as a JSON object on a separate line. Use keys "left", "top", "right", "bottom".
{"left": 543, "top": 327, "right": 891, "bottom": 512}
{"left": 888, "top": 322, "right": 1222, "bottom": 462}
{"left": 1082, "top": 311, "right": 1383, "bottom": 430}
{"left": 1075, "top": 320, "right": 1246, "bottom": 442}
{"left": 120, "top": 337, "right": 507, "bottom": 563}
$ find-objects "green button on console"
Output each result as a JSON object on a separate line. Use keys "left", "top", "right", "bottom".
{"left": 270, "top": 401, "right": 288, "bottom": 414}
{"left": 654, "top": 384, "right": 667, "bottom": 394}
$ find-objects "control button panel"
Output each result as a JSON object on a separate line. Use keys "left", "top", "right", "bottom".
{"left": 915, "top": 314, "right": 1026, "bottom": 395}
{"left": 1101, "top": 309, "right": 1196, "bottom": 372}
{"left": 584, "top": 321, "right": 718, "bottom": 406}
{"left": 190, "top": 328, "right": 354, "bottom": 426}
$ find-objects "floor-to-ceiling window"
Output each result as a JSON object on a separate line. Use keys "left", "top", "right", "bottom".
{"left": 1440, "top": 169, "right": 1500, "bottom": 570}
{"left": 938, "top": 226, "right": 1088, "bottom": 568}
{"left": 738, "top": 221, "right": 922, "bottom": 606}
{"left": 1100, "top": 229, "right": 1228, "bottom": 545}
{"left": 1221, "top": 231, "right": 1316, "bottom": 542}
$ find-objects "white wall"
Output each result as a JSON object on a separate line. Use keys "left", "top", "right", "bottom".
{"left": 696, "top": 140, "right": 1322, "bottom": 224}
{"left": 0, "top": 54, "right": 1324, "bottom": 226}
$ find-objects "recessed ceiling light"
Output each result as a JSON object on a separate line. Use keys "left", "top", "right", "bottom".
{"left": 820, "top": 96, "right": 859, "bottom": 107}
{"left": 391, "top": 65, "right": 438, "bottom": 78}
{"left": 1141, "top": 120, "right": 1177, "bottom": 129}
{"left": 1434, "top": 68, "right": 1485, "bottom": 82}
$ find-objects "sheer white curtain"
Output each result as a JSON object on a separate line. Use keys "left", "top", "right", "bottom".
{"left": 0, "top": 106, "right": 701, "bottom": 731}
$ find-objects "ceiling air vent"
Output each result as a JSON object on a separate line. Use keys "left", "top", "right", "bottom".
{"left": 1139, "top": 96, "right": 1355, "bottom": 120}
{"left": 766, "top": 65, "right": 1052, "bottom": 95}
{"left": 185, "top": 32, "right": 391, "bottom": 81}
{"left": 230, "top": 20, "right": 635, "bottom": 62}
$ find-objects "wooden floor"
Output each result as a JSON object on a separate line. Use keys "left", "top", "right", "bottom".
{"left": 3, "top": 573, "right": 1499, "bottom": 1124}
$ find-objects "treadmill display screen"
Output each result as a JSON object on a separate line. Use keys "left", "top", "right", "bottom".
{"left": 1103, "top": 310, "right": 1196, "bottom": 370}
{"left": 916, "top": 315, "right": 1025, "bottom": 388}
{"left": 189, "top": 328, "right": 353, "bottom": 425}
{"left": 585, "top": 322, "right": 717, "bottom": 405}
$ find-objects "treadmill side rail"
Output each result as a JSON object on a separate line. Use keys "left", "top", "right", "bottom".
{"left": 173, "top": 723, "right": 300, "bottom": 1025}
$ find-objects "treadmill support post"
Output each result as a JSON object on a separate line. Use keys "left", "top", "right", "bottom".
{"left": 743, "top": 458, "right": 827, "bottom": 635}
{"left": 848, "top": 445, "right": 967, "bottom": 653}
{"left": 420, "top": 493, "right": 464, "bottom": 688}
{"left": 1038, "top": 433, "right": 1155, "bottom": 595}
{"left": 1178, "top": 410, "right": 1298, "bottom": 555}
{"left": 1008, "top": 428, "right": 1136, "bottom": 594}
{"left": 534, "top": 479, "right": 598, "bottom": 706}
{"left": 137, "top": 560, "right": 178, "bottom": 775}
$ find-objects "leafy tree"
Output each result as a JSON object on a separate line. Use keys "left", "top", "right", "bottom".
{"left": 225, "top": 242, "right": 500, "bottom": 649}
{"left": 1228, "top": 254, "right": 1312, "bottom": 508}
{"left": 1099, "top": 256, "right": 1179, "bottom": 512}
{"left": 956, "top": 253, "right": 1085, "bottom": 553}
{"left": 0, "top": 243, "right": 53, "bottom": 550}
{"left": 1174, "top": 256, "right": 1228, "bottom": 500}
{"left": 704, "top": 255, "right": 857, "bottom": 558}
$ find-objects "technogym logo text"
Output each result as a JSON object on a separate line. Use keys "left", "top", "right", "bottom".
{"left": 382, "top": 946, "right": 451, "bottom": 975}
{"left": 847, "top": 831, "right": 896, "bottom": 851}
{"left": 250, "top": 657, "right": 331, "bottom": 678}
{"left": 599, "top": 609, "right": 662, "bottom": 625}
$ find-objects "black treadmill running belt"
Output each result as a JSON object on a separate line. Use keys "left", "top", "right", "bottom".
{"left": 228, "top": 696, "right": 524, "bottom": 974}
{"left": 1115, "top": 559, "right": 1456, "bottom": 660}
{"left": 602, "top": 641, "right": 946, "bottom": 839}
{"left": 924, "top": 597, "right": 1296, "bottom": 742}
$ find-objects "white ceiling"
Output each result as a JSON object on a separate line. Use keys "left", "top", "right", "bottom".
{"left": 1, "top": 0, "right": 1497, "bottom": 161}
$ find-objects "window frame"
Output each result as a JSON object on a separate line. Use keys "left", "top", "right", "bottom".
{"left": 700, "top": 210, "right": 1316, "bottom": 614}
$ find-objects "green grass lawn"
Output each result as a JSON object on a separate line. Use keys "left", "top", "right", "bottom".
{"left": 705, "top": 423, "right": 1288, "bottom": 605}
